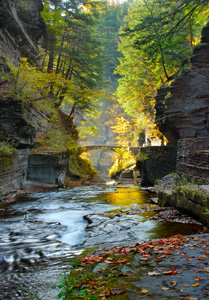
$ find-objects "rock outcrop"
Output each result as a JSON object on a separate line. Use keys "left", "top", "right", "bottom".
{"left": 155, "top": 23, "right": 209, "bottom": 184}
{"left": 0, "top": 99, "right": 48, "bottom": 200}
{"left": 0, "top": 0, "right": 45, "bottom": 65}
{"left": 155, "top": 24, "right": 209, "bottom": 143}
{"left": 0, "top": 0, "right": 46, "bottom": 200}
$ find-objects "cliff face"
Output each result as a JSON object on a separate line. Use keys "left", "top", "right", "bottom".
{"left": 0, "top": 0, "right": 45, "bottom": 65}
{"left": 155, "top": 23, "right": 209, "bottom": 184}
{"left": 0, "top": 100, "right": 49, "bottom": 200}
{"left": 155, "top": 23, "right": 209, "bottom": 144}
{"left": 0, "top": 0, "right": 46, "bottom": 200}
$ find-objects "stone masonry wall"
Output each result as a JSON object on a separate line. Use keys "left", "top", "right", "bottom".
{"left": 26, "top": 153, "right": 69, "bottom": 186}
{"left": 137, "top": 146, "right": 177, "bottom": 186}
{"left": 177, "top": 138, "right": 209, "bottom": 184}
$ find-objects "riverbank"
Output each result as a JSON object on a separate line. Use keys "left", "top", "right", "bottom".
{"left": 60, "top": 233, "right": 209, "bottom": 299}
{"left": 57, "top": 181, "right": 209, "bottom": 300}
{"left": 150, "top": 174, "right": 209, "bottom": 228}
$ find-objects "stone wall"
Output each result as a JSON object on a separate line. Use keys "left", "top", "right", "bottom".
{"left": 177, "top": 138, "right": 209, "bottom": 184}
{"left": 26, "top": 153, "right": 69, "bottom": 186}
{"left": 137, "top": 146, "right": 177, "bottom": 186}
{"left": 158, "top": 186, "right": 209, "bottom": 227}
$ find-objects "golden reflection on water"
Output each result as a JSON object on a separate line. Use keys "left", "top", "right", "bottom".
{"left": 99, "top": 186, "right": 151, "bottom": 208}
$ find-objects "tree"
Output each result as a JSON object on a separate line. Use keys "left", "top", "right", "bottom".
{"left": 116, "top": 0, "right": 209, "bottom": 138}
{"left": 41, "top": 0, "right": 104, "bottom": 126}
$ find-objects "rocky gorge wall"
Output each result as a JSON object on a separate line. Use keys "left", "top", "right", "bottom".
{"left": 0, "top": 0, "right": 45, "bottom": 65}
{"left": 155, "top": 22, "right": 209, "bottom": 184}
{"left": 154, "top": 23, "right": 209, "bottom": 226}
{"left": 0, "top": 99, "right": 48, "bottom": 200}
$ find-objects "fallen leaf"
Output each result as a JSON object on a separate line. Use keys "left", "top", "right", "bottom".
{"left": 198, "top": 268, "right": 209, "bottom": 272}
{"left": 119, "top": 273, "right": 131, "bottom": 277}
{"left": 139, "top": 257, "right": 149, "bottom": 261}
{"left": 184, "top": 284, "right": 190, "bottom": 287}
{"left": 141, "top": 289, "right": 149, "bottom": 294}
{"left": 200, "top": 239, "right": 207, "bottom": 244}
{"left": 163, "top": 269, "right": 178, "bottom": 275}
{"left": 186, "top": 297, "right": 199, "bottom": 300}
{"left": 155, "top": 259, "right": 164, "bottom": 263}
{"left": 147, "top": 271, "right": 161, "bottom": 276}
{"left": 193, "top": 277, "right": 203, "bottom": 281}
{"left": 204, "top": 252, "right": 209, "bottom": 255}
{"left": 161, "top": 287, "right": 170, "bottom": 290}
{"left": 110, "top": 288, "right": 127, "bottom": 295}
{"left": 170, "top": 281, "right": 178, "bottom": 287}
{"left": 104, "top": 258, "right": 113, "bottom": 264}
{"left": 192, "top": 282, "right": 199, "bottom": 287}
{"left": 198, "top": 256, "right": 206, "bottom": 261}
{"left": 117, "top": 258, "right": 128, "bottom": 263}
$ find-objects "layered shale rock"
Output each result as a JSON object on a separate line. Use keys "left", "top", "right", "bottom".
{"left": 0, "top": 0, "right": 45, "bottom": 65}
{"left": 0, "top": 99, "right": 48, "bottom": 200}
{"left": 0, "top": 0, "right": 46, "bottom": 200}
{"left": 155, "top": 23, "right": 209, "bottom": 184}
{"left": 156, "top": 24, "right": 209, "bottom": 142}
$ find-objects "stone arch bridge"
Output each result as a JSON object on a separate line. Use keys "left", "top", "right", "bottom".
{"left": 80, "top": 145, "right": 140, "bottom": 155}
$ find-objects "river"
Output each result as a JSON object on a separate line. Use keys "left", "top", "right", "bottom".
{"left": 0, "top": 183, "right": 204, "bottom": 300}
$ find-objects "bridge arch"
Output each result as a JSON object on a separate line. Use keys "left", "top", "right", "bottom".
{"left": 80, "top": 145, "right": 140, "bottom": 155}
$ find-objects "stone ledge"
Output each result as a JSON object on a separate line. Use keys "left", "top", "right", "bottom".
{"left": 158, "top": 185, "right": 209, "bottom": 227}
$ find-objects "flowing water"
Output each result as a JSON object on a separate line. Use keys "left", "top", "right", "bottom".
{"left": 0, "top": 184, "right": 204, "bottom": 300}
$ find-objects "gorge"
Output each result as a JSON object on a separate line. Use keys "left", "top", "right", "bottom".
{"left": 0, "top": 1, "right": 209, "bottom": 299}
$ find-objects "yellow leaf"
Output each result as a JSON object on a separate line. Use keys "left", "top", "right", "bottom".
{"left": 192, "top": 282, "right": 199, "bottom": 287}
{"left": 141, "top": 289, "right": 149, "bottom": 294}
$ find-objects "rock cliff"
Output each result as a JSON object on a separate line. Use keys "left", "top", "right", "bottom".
{"left": 155, "top": 23, "right": 209, "bottom": 144}
{"left": 0, "top": 99, "right": 48, "bottom": 200}
{"left": 155, "top": 23, "right": 209, "bottom": 184}
{"left": 0, "top": 0, "right": 45, "bottom": 65}
{"left": 0, "top": 0, "right": 46, "bottom": 200}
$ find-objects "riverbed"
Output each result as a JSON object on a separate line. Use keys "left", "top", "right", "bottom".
{"left": 0, "top": 184, "right": 205, "bottom": 299}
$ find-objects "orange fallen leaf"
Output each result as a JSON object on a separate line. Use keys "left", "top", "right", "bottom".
{"left": 170, "top": 281, "right": 178, "bottom": 287}
{"left": 163, "top": 269, "right": 178, "bottom": 275}
{"left": 117, "top": 258, "right": 128, "bottom": 263}
{"left": 198, "top": 268, "right": 209, "bottom": 272}
{"left": 161, "top": 287, "right": 170, "bottom": 290}
{"left": 184, "top": 284, "right": 190, "bottom": 287}
{"left": 198, "top": 256, "right": 206, "bottom": 260}
{"left": 193, "top": 277, "right": 203, "bottom": 281}
{"left": 200, "top": 239, "right": 207, "bottom": 244}
{"left": 141, "top": 289, "right": 149, "bottom": 294}
{"left": 204, "top": 251, "right": 209, "bottom": 255}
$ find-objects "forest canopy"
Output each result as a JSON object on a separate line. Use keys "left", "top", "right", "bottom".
{"left": 115, "top": 0, "right": 209, "bottom": 142}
